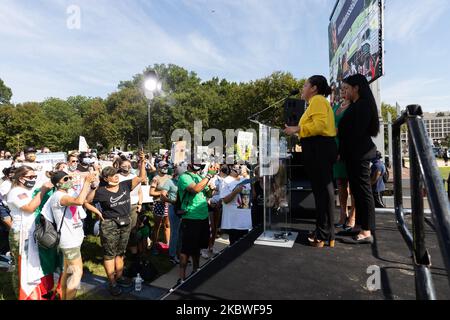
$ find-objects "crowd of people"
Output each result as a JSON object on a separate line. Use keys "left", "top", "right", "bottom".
{"left": 0, "top": 72, "right": 390, "bottom": 300}
{"left": 0, "top": 145, "right": 259, "bottom": 299}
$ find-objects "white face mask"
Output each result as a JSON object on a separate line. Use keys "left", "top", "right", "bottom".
{"left": 82, "top": 158, "right": 94, "bottom": 165}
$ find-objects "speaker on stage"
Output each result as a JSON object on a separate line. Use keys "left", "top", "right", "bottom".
{"left": 284, "top": 98, "right": 306, "bottom": 126}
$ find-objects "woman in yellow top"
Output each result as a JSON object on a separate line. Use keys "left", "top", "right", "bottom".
{"left": 284, "top": 75, "right": 338, "bottom": 248}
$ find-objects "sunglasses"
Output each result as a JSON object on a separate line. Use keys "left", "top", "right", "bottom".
{"left": 24, "top": 175, "right": 37, "bottom": 180}
{"left": 70, "top": 160, "right": 79, "bottom": 163}
{"left": 62, "top": 176, "right": 72, "bottom": 182}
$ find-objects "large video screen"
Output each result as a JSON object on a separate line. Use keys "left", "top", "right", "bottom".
{"left": 329, "top": 0, "right": 383, "bottom": 94}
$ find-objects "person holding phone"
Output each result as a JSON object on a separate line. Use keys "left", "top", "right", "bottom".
{"left": 176, "top": 161, "right": 213, "bottom": 282}
{"left": 85, "top": 151, "right": 147, "bottom": 296}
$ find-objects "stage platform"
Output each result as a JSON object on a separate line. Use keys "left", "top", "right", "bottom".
{"left": 163, "top": 212, "right": 450, "bottom": 300}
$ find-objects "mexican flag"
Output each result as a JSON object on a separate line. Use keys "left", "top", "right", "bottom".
{"left": 17, "top": 189, "right": 63, "bottom": 300}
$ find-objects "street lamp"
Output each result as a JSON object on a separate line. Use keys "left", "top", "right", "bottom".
{"left": 143, "top": 70, "right": 162, "bottom": 152}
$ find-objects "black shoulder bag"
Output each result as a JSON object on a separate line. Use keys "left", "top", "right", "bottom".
{"left": 34, "top": 206, "right": 66, "bottom": 250}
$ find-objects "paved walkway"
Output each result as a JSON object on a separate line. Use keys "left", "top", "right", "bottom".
{"left": 77, "top": 235, "right": 231, "bottom": 300}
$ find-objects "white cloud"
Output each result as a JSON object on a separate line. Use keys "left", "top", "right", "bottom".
{"left": 385, "top": 0, "right": 449, "bottom": 43}
{"left": 382, "top": 77, "right": 450, "bottom": 112}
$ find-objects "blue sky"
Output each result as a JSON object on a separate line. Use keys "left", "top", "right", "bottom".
{"left": 1, "top": 0, "right": 449, "bottom": 112}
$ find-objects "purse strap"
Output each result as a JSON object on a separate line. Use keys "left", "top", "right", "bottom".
{"left": 55, "top": 206, "right": 67, "bottom": 234}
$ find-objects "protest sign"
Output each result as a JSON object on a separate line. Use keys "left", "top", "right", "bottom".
{"left": 237, "top": 131, "right": 254, "bottom": 162}
{"left": 171, "top": 141, "right": 187, "bottom": 165}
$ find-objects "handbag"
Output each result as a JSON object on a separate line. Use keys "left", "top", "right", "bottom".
{"left": 34, "top": 206, "right": 66, "bottom": 250}
{"left": 113, "top": 216, "right": 131, "bottom": 227}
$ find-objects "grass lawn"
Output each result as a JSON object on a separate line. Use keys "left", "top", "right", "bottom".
{"left": 1, "top": 209, "right": 175, "bottom": 300}
{"left": 438, "top": 166, "right": 450, "bottom": 181}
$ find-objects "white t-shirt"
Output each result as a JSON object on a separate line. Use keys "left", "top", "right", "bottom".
{"left": 210, "top": 175, "right": 225, "bottom": 204}
{"left": 44, "top": 191, "right": 84, "bottom": 249}
{"left": 220, "top": 176, "right": 252, "bottom": 230}
{"left": 119, "top": 173, "right": 141, "bottom": 205}
{"left": 6, "top": 186, "right": 34, "bottom": 232}
{"left": 0, "top": 179, "right": 12, "bottom": 204}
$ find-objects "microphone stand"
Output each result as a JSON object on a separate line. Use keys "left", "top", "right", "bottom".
{"left": 247, "top": 93, "right": 297, "bottom": 125}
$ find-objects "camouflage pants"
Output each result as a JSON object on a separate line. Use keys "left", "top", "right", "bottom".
{"left": 8, "top": 230, "right": 20, "bottom": 299}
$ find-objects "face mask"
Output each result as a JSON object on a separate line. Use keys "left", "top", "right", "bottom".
{"left": 58, "top": 181, "right": 73, "bottom": 190}
{"left": 68, "top": 165, "right": 78, "bottom": 172}
{"left": 108, "top": 181, "right": 120, "bottom": 187}
{"left": 21, "top": 179, "right": 36, "bottom": 189}
{"left": 160, "top": 168, "right": 168, "bottom": 174}
{"left": 192, "top": 165, "right": 202, "bottom": 172}
{"left": 231, "top": 168, "right": 241, "bottom": 176}
{"left": 82, "top": 158, "right": 93, "bottom": 165}
{"left": 120, "top": 169, "right": 130, "bottom": 176}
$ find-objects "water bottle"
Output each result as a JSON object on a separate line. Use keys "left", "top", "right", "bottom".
{"left": 135, "top": 273, "right": 143, "bottom": 292}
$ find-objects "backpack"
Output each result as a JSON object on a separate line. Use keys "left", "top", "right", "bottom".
{"left": 124, "top": 258, "right": 158, "bottom": 282}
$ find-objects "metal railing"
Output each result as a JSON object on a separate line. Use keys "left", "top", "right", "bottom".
{"left": 392, "top": 105, "right": 450, "bottom": 299}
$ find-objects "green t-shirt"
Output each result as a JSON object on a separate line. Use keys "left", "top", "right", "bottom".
{"left": 177, "top": 172, "right": 209, "bottom": 220}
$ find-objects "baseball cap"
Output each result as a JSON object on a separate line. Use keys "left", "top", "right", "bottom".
{"left": 158, "top": 160, "right": 169, "bottom": 168}
{"left": 24, "top": 146, "right": 36, "bottom": 154}
{"left": 51, "top": 171, "right": 69, "bottom": 186}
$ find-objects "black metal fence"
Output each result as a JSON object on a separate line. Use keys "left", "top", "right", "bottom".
{"left": 392, "top": 105, "right": 450, "bottom": 300}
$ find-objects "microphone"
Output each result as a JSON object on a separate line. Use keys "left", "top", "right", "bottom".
{"left": 289, "top": 89, "right": 300, "bottom": 96}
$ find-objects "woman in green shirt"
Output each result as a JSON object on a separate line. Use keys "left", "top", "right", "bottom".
{"left": 333, "top": 91, "right": 355, "bottom": 231}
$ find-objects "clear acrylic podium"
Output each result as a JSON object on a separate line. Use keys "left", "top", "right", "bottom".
{"left": 254, "top": 123, "right": 298, "bottom": 247}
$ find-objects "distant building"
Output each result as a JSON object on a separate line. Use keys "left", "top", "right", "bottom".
{"left": 401, "top": 112, "right": 450, "bottom": 152}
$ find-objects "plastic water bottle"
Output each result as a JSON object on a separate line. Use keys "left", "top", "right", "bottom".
{"left": 135, "top": 273, "right": 143, "bottom": 292}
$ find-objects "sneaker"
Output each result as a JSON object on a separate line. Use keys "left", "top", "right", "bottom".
{"left": 176, "top": 278, "right": 185, "bottom": 286}
{"left": 169, "top": 256, "right": 180, "bottom": 265}
{"left": 108, "top": 283, "right": 122, "bottom": 296}
{"left": 117, "top": 276, "right": 133, "bottom": 288}
{"left": 200, "top": 249, "right": 210, "bottom": 259}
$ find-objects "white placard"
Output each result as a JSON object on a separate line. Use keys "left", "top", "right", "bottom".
{"left": 171, "top": 141, "right": 187, "bottom": 165}
{"left": 237, "top": 131, "right": 254, "bottom": 162}
{"left": 141, "top": 185, "right": 154, "bottom": 204}
{"left": 35, "top": 152, "right": 67, "bottom": 166}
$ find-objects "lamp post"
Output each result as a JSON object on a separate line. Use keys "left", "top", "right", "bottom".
{"left": 143, "top": 70, "right": 162, "bottom": 152}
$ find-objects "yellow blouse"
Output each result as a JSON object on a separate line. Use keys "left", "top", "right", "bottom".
{"left": 299, "top": 95, "right": 336, "bottom": 138}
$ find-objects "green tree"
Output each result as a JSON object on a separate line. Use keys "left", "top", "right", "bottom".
{"left": 5, "top": 102, "right": 47, "bottom": 152}
{"left": 39, "top": 98, "right": 83, "bottom": 151}
{"left": 82, "top": 99, "right": 122, "bottom": 152}
{"left": 0, "top": 78, "right": 12, "bottom": 105}
{"left": 381, "top": 102, "right": 398, "bottom": 123}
